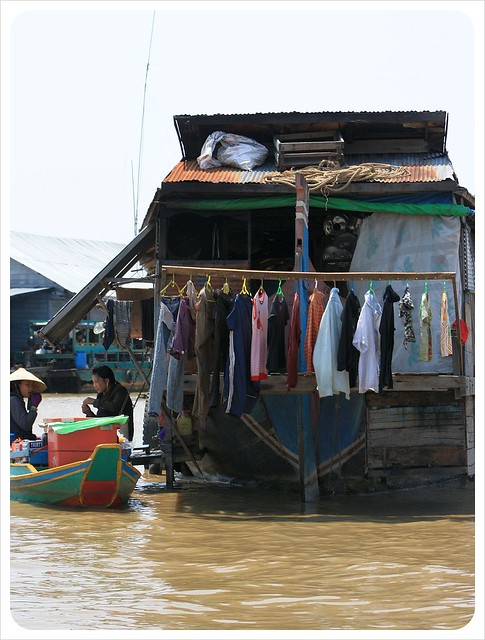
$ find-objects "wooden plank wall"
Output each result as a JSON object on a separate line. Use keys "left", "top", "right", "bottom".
{"left": 365, "top": 391, "right": 467, "bottom": 479}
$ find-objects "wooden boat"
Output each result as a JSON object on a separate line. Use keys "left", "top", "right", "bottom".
{"left": 23, "top": 319, "right": 152, "bottom": 393}
{"left": 10, "top": 416, "right": 141, "bottom": 508}
{"left": 10, "top": 444, "right": 141, "bottom": 508}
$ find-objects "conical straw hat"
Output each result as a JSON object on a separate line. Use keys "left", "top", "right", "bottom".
{"left": 10, "top": 367, "right": 47, "bottom": 392}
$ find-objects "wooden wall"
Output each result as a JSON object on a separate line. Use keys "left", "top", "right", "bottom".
{"left": 365, "top": 390, "right": 467, "bottom": 486}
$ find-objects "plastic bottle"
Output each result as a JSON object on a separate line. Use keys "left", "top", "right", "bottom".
{"left": 176, "top": 411, "right": 192, "bottom": 436}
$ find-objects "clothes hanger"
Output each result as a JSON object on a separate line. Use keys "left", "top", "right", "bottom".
{"left": 240, "top": 277, "right": 250, "bottom": 295}
{"left": 275, "top": 279, "right": 285, "bottom": 299}
{"left": 160, "top": 274, "right": 181, "bottom": 296}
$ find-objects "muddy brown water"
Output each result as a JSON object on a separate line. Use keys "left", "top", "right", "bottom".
{"left": 7, "top": 394, "right": 478, "bottom": 635}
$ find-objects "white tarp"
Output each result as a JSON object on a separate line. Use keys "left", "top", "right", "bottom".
{"left": 349, "top": 213, "right": 462, "bottom": 374}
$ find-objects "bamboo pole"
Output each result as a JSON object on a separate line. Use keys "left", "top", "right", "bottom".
{"left": 160, "top": 264, "right": 457, "bottom": 284}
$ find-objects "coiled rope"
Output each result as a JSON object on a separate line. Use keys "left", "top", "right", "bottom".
{"left": 263, "top": 161, "right": 411, "bottom": 195}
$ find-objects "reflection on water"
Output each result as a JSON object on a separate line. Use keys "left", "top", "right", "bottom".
{"left": 8, "top": 395, "right": 477, "bottom": 633}
{"left": 10, "top": 476, "right": 475, "bottom": 632}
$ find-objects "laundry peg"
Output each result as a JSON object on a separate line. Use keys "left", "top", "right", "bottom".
{"left": 369, "top": 279, "right": 374, "bottom": 294}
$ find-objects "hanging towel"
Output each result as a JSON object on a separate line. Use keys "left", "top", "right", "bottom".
{"left": 440, "top": 290, "right": 453, "bottom": 357}
{"left": 419, "top": 291, "right": 433, "bottom": 362}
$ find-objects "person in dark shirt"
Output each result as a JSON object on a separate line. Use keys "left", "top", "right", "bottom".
{"left": 81, "top": 365, "right": 134, "bottom": 440}
{"left": 10, "top": 367, "right": 46, "bottom": 440}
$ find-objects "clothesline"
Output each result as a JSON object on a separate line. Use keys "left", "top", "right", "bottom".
{"left": 158, "top": 265, "right": 463, "bottom": 375}
{"left": 160, "top": 265, "right": 457, "bottom": 283}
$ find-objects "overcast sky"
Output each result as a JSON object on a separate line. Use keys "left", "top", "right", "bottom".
{"left": 1, "top": 4, "right": 484, "bottom": 639}
{"left": 2, "top": 1, "right": 483, "bottom": 247}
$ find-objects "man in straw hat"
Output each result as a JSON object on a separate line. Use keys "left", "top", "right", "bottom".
{"left": 10, "top": 367, "right": 47, "bottom": 441}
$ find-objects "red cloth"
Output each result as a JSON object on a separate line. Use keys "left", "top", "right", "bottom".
{"left": 452, "top": 319, "right": 470, "bottom": 344}
{"left": 286, "top": 292, "right": 301, "bottom": 391}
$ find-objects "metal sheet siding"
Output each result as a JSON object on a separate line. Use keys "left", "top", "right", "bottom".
{"left": 10, "top": 232, "right": 139, "bottom": 294}
{"left": 163, "top": 153, "right": 454, "bottom": 186}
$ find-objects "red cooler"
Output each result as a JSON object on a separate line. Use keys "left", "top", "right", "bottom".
{"left": 48, "top": 421, "right": 120, "bottom": 467}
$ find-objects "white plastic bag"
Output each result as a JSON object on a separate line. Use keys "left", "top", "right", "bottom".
{"left": 197, "top": 131, "right": 268, "bottom": 171}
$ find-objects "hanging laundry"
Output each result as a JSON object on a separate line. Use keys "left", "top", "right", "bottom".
{"left": 313, "top": 287, "right": 350, "bottom": 400}
{"left": 166, "top": 296, "right": 196, "bottom": 413}
{"left": 140, "top": 297, "right": 155, "bottom": 344}
{"left": 192, "top": 282, "right": 216, "bottom": 419}
{"left": 440, "top": 288, "right": 453, "bottom": 357}
{"left": 379, "top": 284, "right": 401, "bottom": 392}
{"left": 267, "top": 293, "right": 289, "bottom": 374}
{"left": 146, "top": 302, "right": 176, "bottom": 417}
{"left": 103, "top": 299, "right": 115, "bottom": 350}
{"left": 286, "top": 292, "right": 301, "bottom": 391}
{"left": 337, "top": 289, "right": 361, "bottom": 388}
{"left": 209, "top": 288, "right": 235, "bottom": 408}
{"left": 250, "top": 288, "right": 269, "bottom": 381}
{"left": 353, "top": 289, "right": 382, "bottom": 393}
{"left": 114, "top": 300, "right": 132, "bottom": 346}
{"left": 224, "top": 293, "right": 260, "bottom": 417}
{"left": 304, "top": 284, "right": 329, "bottom": 373}
{"left": 419, "top": 289, "right": 433, "bottom": 362}
{"left": 114, "top": 301, "right": 131, "bottom": 344}
{"left": 130, "top": 300, "right": 143, "bottom": 339}
{"left": 398, "top": 285, "right": 416, "bottom": 350}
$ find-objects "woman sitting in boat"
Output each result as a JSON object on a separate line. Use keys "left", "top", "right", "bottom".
{"left": 81, "top": 365, "right": 134, "bottom": 441}
{"left": 10, "top": 367, "right": 46, "bottom": 441}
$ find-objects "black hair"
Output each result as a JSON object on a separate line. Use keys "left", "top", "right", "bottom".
{"left": 10, "top": 381, "right": 22, "bottom": 394}
{"left": 92, "top": 365, "right": 116, "bottom": 384}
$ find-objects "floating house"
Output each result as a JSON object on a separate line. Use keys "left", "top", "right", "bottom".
{"left": 39, "top": 110, "right": 475, "bottom": 498}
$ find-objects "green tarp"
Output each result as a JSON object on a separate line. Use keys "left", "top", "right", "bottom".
{"left": 51, "top": 415, "right": 128, "bottom": 435}
{"left": 166, "top": 196, "right": 471, "bottom": 216}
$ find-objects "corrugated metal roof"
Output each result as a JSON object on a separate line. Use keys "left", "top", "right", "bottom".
{"left": 163, "top": 153, "right": 454, "bottom": 186}
{"left": 10, "top": 287, "right": 51, "bottom": 297}
{"left": 10, "top": 232, "right": 144, "bottom": 294}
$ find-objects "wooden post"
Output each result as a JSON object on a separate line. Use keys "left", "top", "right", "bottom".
{"left": 295, "top": 173, "right": 320, "bottom": 503}
{"left": 164, "top": 425, "right": 174, "bottom": 491}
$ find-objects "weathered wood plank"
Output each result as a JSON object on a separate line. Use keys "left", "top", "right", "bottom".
{"left": 367, "top": 425, "right": 465, "bottom": 447}
{"left": 367, "top": 444, "right": 467, "bottom": 469}
{"left": 366, "top": 389, "right": 460, "bottom": 407}
{"left": 367, "top": 466, "right": 468, "bottom": 478}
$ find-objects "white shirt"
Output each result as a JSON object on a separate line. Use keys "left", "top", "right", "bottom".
{"left": 352, "top": 290, "right": 382, "bottom": 393}
{"left": 313, "top": 287, "right": 350, "bottom": 400}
